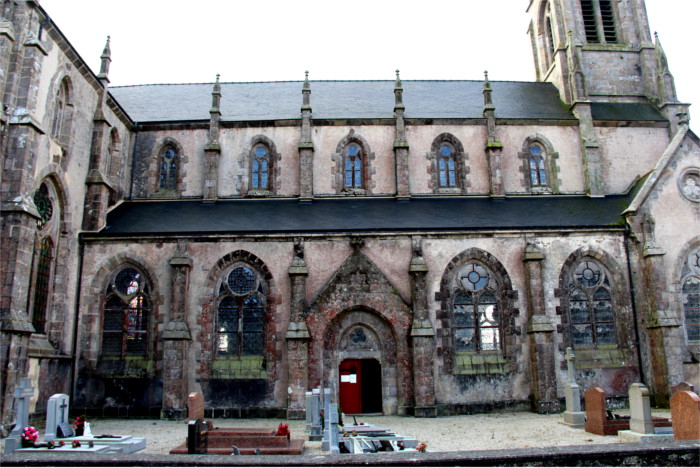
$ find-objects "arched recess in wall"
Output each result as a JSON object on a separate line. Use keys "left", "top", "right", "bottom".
{"left": 518, "top": 134, "right": 560, "bottom": 194}
{"left": 333, "top": 130, "right": 375, "bottom": 195}
{"left": 48, "top": 74, "right": 75, "bottom": 169}
{"left": 555, "top": 247, "right": 635, "bottom": 368}
{"left": 674, "top": 237, "right": 700, "bottom": 352}
{"left": 436, "top": 248, "right": 519, "bottom": 376}
{"left": 80, "top": 254, "right": 160, "bottom": 371}
{"left": 246, "top": 135, "right": 281, "bottom": 196}
{"left": 148, "top": 137, "right": 188, "bottom": 198}
{"left": 428, "top": 133, "right": 469, "bottom": 194}
{"left": 199, "top": 250, "right": 278, "bottom": 404}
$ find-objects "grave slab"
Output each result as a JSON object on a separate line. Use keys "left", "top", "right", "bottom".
{"left": 58, "top": 435, "right": 147, "bottom": 453}
{"left": 14, "top": 444, "right": 113, "bottom": 453}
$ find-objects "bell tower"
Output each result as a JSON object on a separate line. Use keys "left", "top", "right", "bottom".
{"left": 527, "top": 0, "right": 689, "bottom": 130}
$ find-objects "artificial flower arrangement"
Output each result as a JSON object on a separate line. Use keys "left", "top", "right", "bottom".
{"left": 416, "top": 441, "right": 428, "bottom": 453}
{"left": 74, "top": 416, "right": 88, "bottom": 436}
{"left": 20, "top": 426, "right": 39, "bottom": 447}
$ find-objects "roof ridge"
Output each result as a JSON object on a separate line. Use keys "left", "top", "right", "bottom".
{"left": 110, "top": 79, "right": 548, "bottom": 89}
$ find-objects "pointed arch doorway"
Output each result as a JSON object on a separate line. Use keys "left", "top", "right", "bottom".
{"left": 339, "top": 358, "right": 382, "bottom": 414}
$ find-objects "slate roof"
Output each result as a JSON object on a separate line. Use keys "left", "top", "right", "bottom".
{"left": 591, "top": 102, "right": 667, "bottom": 121}
{"left": 107, "top": 80, "right": 575, "bottom": 123}
{"left": 91, "top": 196, "right": 630, "bottom": 238}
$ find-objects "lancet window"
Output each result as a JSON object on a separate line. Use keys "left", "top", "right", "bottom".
{"left": 344, "top": 143, "right": 364, "bottom": 189}
{"left": 158, "top": 146, "right": 178, "bottom": 191}
{"left": 251, "top": 144, "right": 271, "bottom": 190}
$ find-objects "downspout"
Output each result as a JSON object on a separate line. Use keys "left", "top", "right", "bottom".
{"left": 624, "top": 223, "right": 646, "bottom": 385}
{"left": 129, "top": 122, "right": 139, "bottom": 201}
{"left": 70, "top": 237, "right": 85, "bottom": 406}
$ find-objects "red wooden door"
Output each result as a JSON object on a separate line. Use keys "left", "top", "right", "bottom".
{"left": 339, "top": 359, "right": 362, "bottom": 414}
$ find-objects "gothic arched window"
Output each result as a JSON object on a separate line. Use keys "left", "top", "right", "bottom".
{"left": 251, "top": 144, "right": 271, "bottom": 190}
{"left": 529, "top": 142, "right": 548, "bottom": 187}
{"left": 567, "top": 258, "right": 616, "bottom": 348}
{"left": 51, "top": 80, "right": 68, "bottom": 141}
{"left": 543, "top": 2, "right": 556, "bottom": 68}
{"left": 158, "top": 146, "right": 178, "bottom": 191}
{"left": 681, "top": 249, "right": 700, "bottom": 342}
{"left": 581, "top": 0, "right": 617, "bottom": 44}
{"left": 31, "top": 236, "right": 53, "bottom": 333}
{"left": 102, "top": 267, "right": 151, "bottom": 357}
{"left": 344, "top": 142, "right": 364, "bottom": 189}
{"left": 438, "top": 143, "right": 457, "bottom": 188}
{"left": 216, "top": 264, "right": 266, "bottom": 357}
{"left": 452, "top": 263, "right": 502, "bottom": 352}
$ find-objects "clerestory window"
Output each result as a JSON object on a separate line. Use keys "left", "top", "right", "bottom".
{"left": 438, "top": 143, "right": 457, "bottom": 188}
{"left": 580, "top": 0, "right": 617, "bottom": 44}
{"left": 251, "top": 144, "right": 271, "bottom": 190}
{"left": 158, "top": 146, "right": 178, "bottom": 191}
{"left": 344, "top": 143, "right": 364, "bottom": 189}
{"left": 529, "top": 142, "right": 548, "bottom": 187}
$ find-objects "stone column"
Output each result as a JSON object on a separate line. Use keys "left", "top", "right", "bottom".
{"left": 286, "top": 240, "right": 310, "bottom": 419}
{"left": 0, "top": 4, "right": 46, "bottom": 430}
{"left": 409, "top": 237, "right": 436, "bottom": 417}
{"left": 637, "top": 215, "right": 683, "bottom": 406}
{"left": 523, "top": 244, "right": 560, "bottom": 414}
{"left": 161, "top": 242, "right": 192, "bottom": 419}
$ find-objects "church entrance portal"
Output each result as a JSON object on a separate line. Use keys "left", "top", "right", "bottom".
{"left": 339, "top": 358, "right": 382, "bottom": 414}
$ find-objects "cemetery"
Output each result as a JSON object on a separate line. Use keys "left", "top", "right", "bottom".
{"left": 1, "top": 355, "right": 698, "bottom": 464}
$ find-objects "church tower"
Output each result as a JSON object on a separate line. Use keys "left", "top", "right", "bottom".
{"left": 527, "top": 0, "right": 689, "bottom": 132}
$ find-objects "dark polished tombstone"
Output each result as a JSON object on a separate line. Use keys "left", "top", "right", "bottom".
{"left": 187, "top": 419, "right": 208, "bottom": 454}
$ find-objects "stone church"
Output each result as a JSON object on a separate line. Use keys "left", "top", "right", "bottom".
{"left": 1, "top": 0, "right": 698, "bottom": 431}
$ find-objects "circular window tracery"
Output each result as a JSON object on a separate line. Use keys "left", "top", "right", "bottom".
{"left": 679, "top": 168, "right": 700, "bottom": 203}
{"left": 34, "top": 183, "right": 53, "bottom": 229}
{"left": 227, "top": 266, "right": 256, "bottom": 295}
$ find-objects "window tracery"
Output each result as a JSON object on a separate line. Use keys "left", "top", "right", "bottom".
{"left": 216, "top": 264, "right": 266, "bottom": 357}
{"left": 452, "top": 263, "right": 502, "bottom": 352}
{"left": 251, "top": 144, "right": 271, "bottom": 190}
{"left": 344, "top": 143, "right": 364, "bottom": 189}
{"left": 158, "top": 146, "right": 178, "bottom": 191}
{"left": 102, "top": 266, "right": 150, "bottom": 357}
{"left": 681, "top": 248, "right": 700, "bottom": 342}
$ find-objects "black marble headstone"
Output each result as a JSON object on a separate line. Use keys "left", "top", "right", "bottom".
{"left": 187, "top": 419, "right": 208, "bottom": 454}
{"left": 57, "top": 423, "right": 74, "bottom": 438}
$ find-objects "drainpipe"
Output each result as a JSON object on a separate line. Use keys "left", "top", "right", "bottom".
{"left": 129, "top": 122, "right": 139, "bottom": 201}
{"left": 624, "top": 224, "right": 646, "bottom": 385}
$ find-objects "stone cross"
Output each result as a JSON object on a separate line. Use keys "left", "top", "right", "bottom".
{"left": 561, "top": 348, "right": 585, "bottom": 428}
{"left": 45, "top": 393, "right": 70, "bottom": 441}
{"left": 628, "top": 383, "right": 654, "bottom": 434}
{"left": 3, "top": 378, "right": 35, "bottom": 454}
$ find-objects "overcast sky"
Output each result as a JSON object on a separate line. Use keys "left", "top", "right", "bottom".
{"left": 40, "top": 0, "right": 698, "bottom": 126}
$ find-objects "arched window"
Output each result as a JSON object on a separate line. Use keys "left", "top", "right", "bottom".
{"left": 30, "top": 182, "right": 59, "bottom": 334}
{"left": 158, "top": 146, "right": 178, "bottom": 191}
{"left": 543, "top": 2, "right": 556, "bottom": 68}
{"left": 107, "top": 128, "right": 121, "bottom": 179}
{"left": 216, "top": 264, "right": 266, "bottom": 356}
{"left": 102, "top": 267, "right": 150, "bottom": 357}
{"left": 31, "top": 236, "right": 53, "bottom": 333}
{"left": 681, "top": 249, "right": 700, "bottom": 342}
{"left": 344, "top": 143, "right": 364, "bottom": 189}
{"left": 529, "top": 142, "right": 548, "bottom": 187}
{"left": 438, "top": 143, "right": 457, "bottom": 188}
{"left": 51, "top": 80, "right": 68, "bottom": 141}
{"left": 580, "top": 0, "right": 617, "bottom": 44}
{"left": 452, "top": 263, "right": 502, "bottom": 352}
{"left": 251, "top": 144, "right": 270, "bottom": 190}
{"left": 567, "top": 258, "right": 616, "bottom": 348}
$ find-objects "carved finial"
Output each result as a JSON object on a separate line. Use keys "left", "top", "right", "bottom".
{"left": 98, "top": 35, "right": 112, "bottom": 81}
{"left": 102, "top": 36, "right": 111, "bottom": 57}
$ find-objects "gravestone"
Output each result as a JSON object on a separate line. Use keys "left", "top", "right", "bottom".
{"left": 322, "top": 388, "right": 332, "bottom": 450}
{"left": 188, "top": 419, "right": 208, "bottom": 454}
{"left": 45, "top": 393, "right": 70, "bottom": 441}
{"left": 561, "top": 348, "right": 585, "bottom": 428}
{"left": 310, "top": 388, "right": 322, "bottom": 441}
{"left": 618, "top": 383, "right": 673, "bottom": 443}
{"left": 670, "top": 390, "right": 700, "bottom": 441}
{"left": 3, "top": 378, "right": 34, "bottom": 454}
{"left": 305, "top": 391, "right": 313, "bottom": 433}
{"left": 670, "top": 381, "right": 695, "bottom": 395}
{"left": 328, "top": 402, "right": 340, "bottom": 455}
{"left": 188, "top": 392, "right": 205, "bottom": 420}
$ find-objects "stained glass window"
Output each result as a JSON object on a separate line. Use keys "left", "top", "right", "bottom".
{"left": 453, "top": 263, "right": 502, "bottom": 352}
{"left": 344, "top": 143, "right": 363, "bottom": 188}
{"left": 438, "top": 144, "right": 457, "bottom": 188}
{"left": 251, "top": 145, "right": 270, "bottom": 190}
{"left": 102, "top": 267, "right": 150, "bottom": 357}
{"left": 159, "top": 147, "right": 177, "bottom": 190}
{"left": 33, "top": 184, "right": 53, "bottom": 229}
{"left": 529, "top": 143, "right": 547, "bottom": 187}
{"left": 682, "top": 249, "right": 700, "bottom": 342}
{"left": 568, "top": 258, "right": 616, "bottom": 348}
{"left": 31, "top": 236, "right": 53, "bottom": 333}
{"left": 217, "top": 265, "right": 265, "bottom": 356}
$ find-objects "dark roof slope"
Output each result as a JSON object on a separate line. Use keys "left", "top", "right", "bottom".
{"left": 107, "top": 80, "right": 575, "bottom": 123}
{"left": 91, "top": 196, "right": 630, "bottom": 238}
{"left": 591, "top": 102, "right": 667, "bottom": 121}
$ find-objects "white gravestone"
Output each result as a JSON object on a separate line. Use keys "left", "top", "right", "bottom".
{"left": 44, "top": 393, "right": 70, "bottom": 441}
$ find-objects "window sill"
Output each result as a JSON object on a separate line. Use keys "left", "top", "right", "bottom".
{"left": 341, "top": 188, "right": 366, "bottom": 196}
{"left": 573, "top": 347, "right": 625, "bottom": 369}
{"left": 247, "top": 189, "right": 270, "bottom": 198}
{"left": 437, "top": 187, "right": 461, "bottom": 195}
{"left": 453, "top": 351, "right": 508, "bottom": 375}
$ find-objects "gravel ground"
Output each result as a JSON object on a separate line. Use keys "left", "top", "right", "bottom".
{"left": 1, "top": 409, "right": 672, "bottom": 455}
